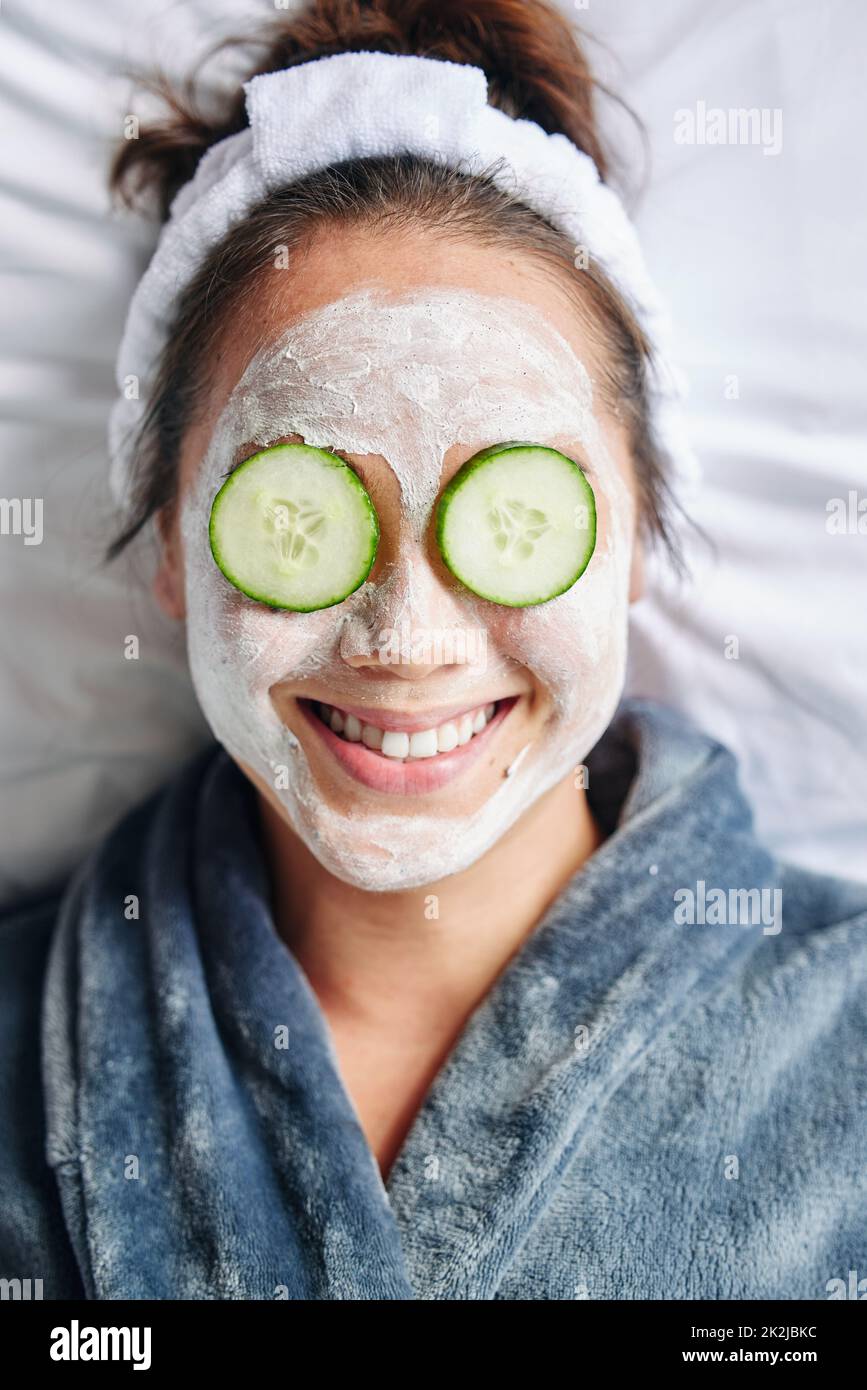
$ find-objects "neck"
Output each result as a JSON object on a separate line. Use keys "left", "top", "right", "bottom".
{"left": 256, "top": 775, "right": 602, "bottom": 1043}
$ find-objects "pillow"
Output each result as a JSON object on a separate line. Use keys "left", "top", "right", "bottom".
{"left": 1, "top": 0, "right": 863, "bottom": 908}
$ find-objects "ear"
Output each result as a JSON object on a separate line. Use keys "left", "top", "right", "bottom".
{"left": 152, "top": 504, "right": 186, "bottom": 621}
{"left": 628, "top": 534, "right": 645, "bottom": 604}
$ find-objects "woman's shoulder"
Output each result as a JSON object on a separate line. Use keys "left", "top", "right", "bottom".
{"left": 721, "top": 855, "right": 867, "bottom": 1055}
{"left": 0, "top": 890, "right": 86, "bottom": 1297}
{"left": 771, "top": 856, "right": 867, "bottom": 952}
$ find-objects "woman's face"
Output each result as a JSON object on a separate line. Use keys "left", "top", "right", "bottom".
{"left": 156, "top": 228, "right": 642, "bottom": 890}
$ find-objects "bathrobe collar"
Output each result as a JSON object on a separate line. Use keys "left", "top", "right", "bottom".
{"left": 42, "top": 700, "right": 777, "bottom": 1299}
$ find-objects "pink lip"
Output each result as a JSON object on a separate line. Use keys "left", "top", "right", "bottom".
{"left": 298, "top": 696, "right": 518, "bottom": 795}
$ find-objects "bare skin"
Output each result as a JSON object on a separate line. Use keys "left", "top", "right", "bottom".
{"left": 153, "top": 226, "right": 644, "bottom": 1181}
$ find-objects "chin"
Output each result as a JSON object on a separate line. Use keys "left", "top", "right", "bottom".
{"left": 276, "top": 798, "right": 500, "bottom": 892}
{"left": 264, "top": 735, "right": 572, "bottom": 892}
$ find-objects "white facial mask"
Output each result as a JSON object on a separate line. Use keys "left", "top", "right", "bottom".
{"left": 179, "top": 285, "right": 634, "bottom": 890}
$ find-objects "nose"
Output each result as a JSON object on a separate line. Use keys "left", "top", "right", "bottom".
{"left": 339, "top": 538, "right": 483, "bottom": 682}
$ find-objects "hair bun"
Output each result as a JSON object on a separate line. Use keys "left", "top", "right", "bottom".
{"left": 112, "top": 0, "right": 609, "bottom": 218}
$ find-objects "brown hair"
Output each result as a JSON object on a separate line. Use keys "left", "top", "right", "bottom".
{"left": 107, "top": 0, "right": 684, "bottom": 567}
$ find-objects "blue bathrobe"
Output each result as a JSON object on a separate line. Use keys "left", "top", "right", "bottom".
{"left": 1, "top": 699, "right": 865, "bottom": 1300}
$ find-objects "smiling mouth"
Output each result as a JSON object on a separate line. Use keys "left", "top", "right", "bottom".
{"left": 296, "top": 696, "right": 519, "bottom": 794}
{"left": 312, "top": 698, "right": 503, "bottom": 758}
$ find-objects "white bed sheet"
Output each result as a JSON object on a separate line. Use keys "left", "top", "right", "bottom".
{"left": 0, "top": 0, "right": 864, "bottom": 907}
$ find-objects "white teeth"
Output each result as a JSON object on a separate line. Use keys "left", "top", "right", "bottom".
{"left": 381, "top": 730, "right": 410, "bottom": 759}
{"left": 436, "top": 722, "right": 459, "bottom": 753}
{"left": 316, "top": 701, "right": 502, "bottom": 760}
{"left": 408, "top": 729, "right": 439, "bottom": 759}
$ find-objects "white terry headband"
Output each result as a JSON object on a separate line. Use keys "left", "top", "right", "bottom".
{"left": 109, "top": 49, "right": 699, "bottom": 517}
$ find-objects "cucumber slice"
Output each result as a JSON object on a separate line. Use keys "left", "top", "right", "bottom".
{"left": 435, "top": 443, "right": 597, "bottom": 606}
{"left": 209, "top": 443, "right": 379, "bottom": 611}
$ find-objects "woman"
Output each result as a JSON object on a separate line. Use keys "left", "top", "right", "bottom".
{"left": 1, "top": 0, "right": 865, "bottom": 1301}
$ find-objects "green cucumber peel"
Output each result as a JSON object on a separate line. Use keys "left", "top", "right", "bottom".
{"left": 208, "top": 442, "right": 379, "bottom": 612}
{"left": 435, "top": 443, "right": 597, "bottom": 607}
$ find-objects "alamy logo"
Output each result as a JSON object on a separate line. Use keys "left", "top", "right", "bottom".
{"left": 826, "top": 1270, "right": 867, "bottom": 1300}
{"left": 673, "top": 880, "right": 782, "bottom": 935}
{"left": 674, "top": 101, "right": 783, "bottom": 156}
{"left": 0, "top": 1277, "right": 43, "bottom": 1299}
{"left": 0, "top": 497, "right": 43, "bottom": 545}
{"left": 376, "top": 619, "right": 487, "bottom": 669}
{"left": 50, "top": 1320, "right": 152, "bottom": 1371}
{"left": 825, "top": 491, "right": 867, "bottom": 534}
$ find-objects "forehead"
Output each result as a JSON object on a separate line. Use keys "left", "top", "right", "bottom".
{"left": 193, "top": 226, "right": 609, "bottom": 437}
{"left": 228, "top": 284, "right": 596, "bottom": 427}
{"left": 177, "top": 227, "right": 637, "bottom": 536}
{"left": 198, "top": 284, "right": 616, "bottom": 532}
